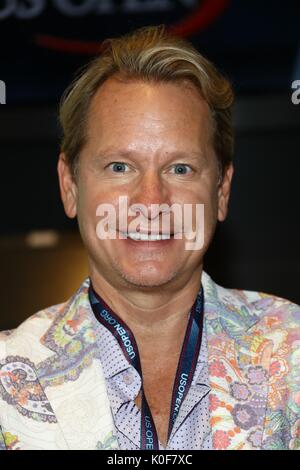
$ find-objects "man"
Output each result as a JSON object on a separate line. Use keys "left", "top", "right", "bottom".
{"left": 0, "top": 25, "right": 299, "bottom": 451}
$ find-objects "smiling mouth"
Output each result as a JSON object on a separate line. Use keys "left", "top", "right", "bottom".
{"left": 119, "top": 232, "right": 174, "bottom": 241}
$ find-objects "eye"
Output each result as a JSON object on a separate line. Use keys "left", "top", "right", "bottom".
{"left": 108, "top": 162, "right": 129, "bottom": 173}
{"left": 171, "top": 164, "right": 193, "bottom": 175}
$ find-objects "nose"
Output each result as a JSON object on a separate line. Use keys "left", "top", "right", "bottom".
{"left": 129, "top": 169, "right": 170, "bottom": 219}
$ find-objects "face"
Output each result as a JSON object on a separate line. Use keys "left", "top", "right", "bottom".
{"left": 58, "top": 77, "right": 233, "bottom": 291}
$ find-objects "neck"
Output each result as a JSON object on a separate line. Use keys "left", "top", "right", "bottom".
{"left": 89, "top": 265, "right": 203, "bottom": 353}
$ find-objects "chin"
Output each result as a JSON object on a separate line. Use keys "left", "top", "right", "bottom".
{"left": 117, "top": 263, "right": 179, "bottom": 288}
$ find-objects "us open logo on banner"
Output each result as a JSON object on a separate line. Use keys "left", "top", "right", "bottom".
{"left": 0, "top": 80, "right": 6, "bottom": 104}
{"left": 0, "top": 0, "right": 230, "bottom": 54}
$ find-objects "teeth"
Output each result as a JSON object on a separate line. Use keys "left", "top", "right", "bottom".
{"left": 161, "top": 234, "right": 171, "bottom": 240}
{"left": 124, "top": 232, "right": 171, "bottom": 241}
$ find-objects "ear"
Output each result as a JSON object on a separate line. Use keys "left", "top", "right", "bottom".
{"left": 217, "top": 163, "right": 234, "bottom": 222}
{"left": 57, "top": 153, "right": 78, "bottom": 219}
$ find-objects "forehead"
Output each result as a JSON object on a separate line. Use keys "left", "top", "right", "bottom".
{"left": 85, "top": 77, "right": 214, "bottom": 155}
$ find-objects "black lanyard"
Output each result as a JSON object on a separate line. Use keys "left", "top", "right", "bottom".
{"left": 88, "top": 281, "right": 204, "bottom": 449}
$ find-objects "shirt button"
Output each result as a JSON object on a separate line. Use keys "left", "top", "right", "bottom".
{"left": 123, "top": 372, "right": 134, "bottom": 385}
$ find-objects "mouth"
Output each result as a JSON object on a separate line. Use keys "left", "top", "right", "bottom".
{"left": 118, "top": 231, "right": 175, "bottom": 242}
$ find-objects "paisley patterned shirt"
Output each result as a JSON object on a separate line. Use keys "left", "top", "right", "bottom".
{"left": 2, "top": 272, "right": 299, "bottom": 450}
{"left": 89, "top": 306, "right": 213, "bottom": 450}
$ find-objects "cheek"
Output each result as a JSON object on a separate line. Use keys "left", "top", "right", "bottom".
{"left": 77, "top": 185, "right": 126, "bottom": 239}
{"left": 203, "top": 194, "right": 219, "bottom": 237}
{"left": 75, "top": 183, "right": 103, "bottom": 239}
{"left": 203, "top": 192, "right": 219, "bottom": 245}
{"left": 203, "top": 179, "right": 219, "bottom": 214}
{"left": 189, "top": 187, "right": 218, "bottom": 243}
{"left": 177, "top": 185, "right": 218, "bottom": 220}
{"left": 208, "top": 191, "right": 219, "bottom": 220}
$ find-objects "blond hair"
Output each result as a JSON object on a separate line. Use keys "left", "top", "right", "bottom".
{"left": 59, "top": 25, "right": 234, "bottom": 178}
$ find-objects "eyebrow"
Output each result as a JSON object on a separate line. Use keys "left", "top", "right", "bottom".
{"left": 92, "top": 149, "right": 205, "bottom": 165}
